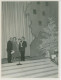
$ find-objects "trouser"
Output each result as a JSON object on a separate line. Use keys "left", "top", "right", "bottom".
{"left": 7, "top": 51, "right": 12, "bottom": 63}
{"left": 20, "top": 51, "right": 25, "bottom": 61}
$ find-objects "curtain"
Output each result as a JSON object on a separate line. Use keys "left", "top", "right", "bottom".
{"left": 2, "top": 2, "right": 34, "bottom": 58}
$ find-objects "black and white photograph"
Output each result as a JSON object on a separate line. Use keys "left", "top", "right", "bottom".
{"left": 1, "top": 1, "right": 58, "bottom": 78}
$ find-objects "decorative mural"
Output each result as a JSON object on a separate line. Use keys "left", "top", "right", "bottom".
{"left": 26, "top": 1, "right": 58, "bottom": 57}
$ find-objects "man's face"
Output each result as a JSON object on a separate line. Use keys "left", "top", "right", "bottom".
{"left": 13, "top": 38, "right": 16, "bottom": 41}
{"left": 10, "top": 37, "right": 12, "bottom": 41}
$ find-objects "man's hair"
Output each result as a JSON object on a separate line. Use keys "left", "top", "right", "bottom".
{"left": 13, "top": 37, "right": 17, "bottom": 40}
{"left": 22, "top": 37, "right": 25, "bottom": 39}
{"left": 10, "top": 37, "right": 12, "bottom": 40}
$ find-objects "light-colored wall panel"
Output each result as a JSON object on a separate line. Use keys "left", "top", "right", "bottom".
{"left": 2, "top": 2, "right": 34, "bottom": 58}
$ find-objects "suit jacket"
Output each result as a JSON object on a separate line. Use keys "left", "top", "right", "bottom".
{"left": 19, "top": 41, "right": 27, "bottom": 52}
{"left": 7, "top": 40, "right": 13, "bottom": 52}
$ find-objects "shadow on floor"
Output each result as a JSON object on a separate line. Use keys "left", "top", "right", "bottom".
{"left": 2, "top": 56, "right": 47, "bottom": 64}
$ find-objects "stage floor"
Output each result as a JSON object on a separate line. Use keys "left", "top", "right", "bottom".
{"left": 1, "top": 58, "right": 58, "bottom": 78}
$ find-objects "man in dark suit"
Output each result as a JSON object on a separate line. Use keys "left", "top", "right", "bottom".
{"left": 19, "top": 37, "right": 27, "bottom": 61}
{"left": 7, "top": 37, "right": 13, "bottom": 63}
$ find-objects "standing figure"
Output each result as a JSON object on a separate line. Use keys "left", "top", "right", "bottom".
{"left": 7, "top": 37, "right": 13, "bottom": 63}
{"left": 17, "top": 38, "right": 22, "bottom": 65}
{"left": 12, "top": 37, "right": 18, "bottom": 62}
{"left": 18, "top": 38, "right": 21, "bottom": 57}
{"left": 19, "top": 37, "right": 27, "bottom": 61}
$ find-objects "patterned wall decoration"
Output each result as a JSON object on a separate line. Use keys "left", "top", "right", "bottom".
{"left": 38, "top": 21, "right": 42, "bottom": 26}
{"left": 45, "top": 2, "right": 48, "bottom": 6}
{"left": 26, "top": 1, "right": 58, "bottom": 57}
{"left": 42, "top": 11, "right": 45, "bottom": 16}
{"left": 33, "top": 9, "right": 37, "bottom": 14}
